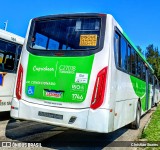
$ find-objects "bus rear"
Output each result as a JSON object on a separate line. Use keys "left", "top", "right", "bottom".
{"left": 0, "top": 29, "right": 24, "bottom": 112}
{"left": 11, "top": 13, "right": 111, "bottom": 133}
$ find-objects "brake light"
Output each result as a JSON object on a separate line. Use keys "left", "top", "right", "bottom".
{"left": 16, "top": 64, "right": 23, "bottom": 100}
{"left": 55, "top": 53, "right": 64, "bottom": 56}
{"left": 98, "top": 14, "right": 106, "bottom": 17}
{"left": 90, "top": 67, "right": 107, "bottom": 109}
{"left": 11, "top": 106, "right": 14, "bottom": 109}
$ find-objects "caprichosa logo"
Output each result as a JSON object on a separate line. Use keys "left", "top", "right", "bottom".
{"left": 59, "top": 65, "right": 76, "bottom": 74}
{"left": 33, "top": 66, "right": 54, "bottom": 72}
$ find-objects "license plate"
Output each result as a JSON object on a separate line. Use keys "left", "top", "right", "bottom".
{"left": 38, "top": 111, "right": 63, "bottom": 120}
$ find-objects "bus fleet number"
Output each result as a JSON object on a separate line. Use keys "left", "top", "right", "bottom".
{"left": 11, "top": 37, "right": 16, "bottom": 42}
{"left": 72, "top": 94, "right": 83, "bottom": 100}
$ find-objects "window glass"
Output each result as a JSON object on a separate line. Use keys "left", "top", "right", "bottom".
{"left": 17, "top": 45, "right": 22, "bottom": 61}
{"left": 0, "top": 40, "right": 16, "bottom": 54}
{"left": 127, "top": 45, "right": 131, "bottom": 73}
{"left": 48, "top": 39, "right": 59, "bottom": 50}
{"left": 114, "top": 30, "right": 149, "bottom": 81}
{"left": 135, "top": 54, "right": 138, "bottom": 76}
{"left": 114, "top": 32, "right": 120, "bottom": 67}
{"left": 137, "top": 56, "right": 142, "bottom": 78}
{"left": 4, "top": 54, "right": 15, "bottom": 70}
{"left": 142, "top": 63, "right": 146, "bottom": 80}
{"left": 30, "top": 18, "right": 101, "bottom": 50}
{"left": 120, "top": 37, "right": 127, "bottom": 71}
{"left": 0, "top": 39, "right": 19, "bottom": 71}
{"left": 131, "top": 48, "right": 136, "bottom": 74}
{"left": 0, "top": 53, "right": 3, "bottom": 64}
{"left": 148, "top": 71, "right": 152, "bottom": 84}
{"left": 33, "top": 33, "right": 48, "bottom": 49}
{"left": 0, "top": 53, "right": 4, "bottom": 70}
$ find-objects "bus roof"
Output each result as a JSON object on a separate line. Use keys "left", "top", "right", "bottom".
{"left": 0, "top": 29, "right": 24, "bottom": 45}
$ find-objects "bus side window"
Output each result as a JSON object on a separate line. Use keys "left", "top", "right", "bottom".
{"left": 131, "top": 48, "right": 136, "bottom": 75}
{"left": 127, "top": 45, "right": 131, "bottom": 73}
{"left": 148, "top": 71, "right": 152, "bottom": 84}
{"left": 120, "top": 37, "right": 127, "bottom": 71}
{"left": 114, "top": 32, "right": 120, "bottom": 67}
{"left": 135, "top": 53, "right": 138, "bottom": 76}
{"left": 142, "top": 63, "right": 146, "bottom": 80}
{"left": 137, "top": 56, "right": 142, "bottom": 78}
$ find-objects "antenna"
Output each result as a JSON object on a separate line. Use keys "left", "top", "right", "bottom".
{"left": 4, "top": 20, "right": 8, "bottom": 31}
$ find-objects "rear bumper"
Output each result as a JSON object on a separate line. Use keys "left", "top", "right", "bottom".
{"left": 11, "top": 98, "right": 110, "bottom": 133}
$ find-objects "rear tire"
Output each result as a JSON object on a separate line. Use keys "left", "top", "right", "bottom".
{"left": 155, "top": 103, "right": 157, "bottom": 107}
{"left": 130, "top": 102, "right": 141, "bottom": 129}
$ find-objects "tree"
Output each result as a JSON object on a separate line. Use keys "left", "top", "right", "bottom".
{"left": 145, "top": 44, "right": 160, "bottom": 80}
{"left": 137, "top": 45, "right": 145, "bottom": 57}
{"left": 137, "top": 46, "right": 143, "bottom": 53}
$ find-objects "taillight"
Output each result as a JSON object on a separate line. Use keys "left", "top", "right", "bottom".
{"left": 11, "top": 106, "right": 14, "bottom": 109}
{"left": 90, "top": 67, "right": 108, "bottom": 109}
{"left": 16, "top": 64, "right": 23, "bottom": 100}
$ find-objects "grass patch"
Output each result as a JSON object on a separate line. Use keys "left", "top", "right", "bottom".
{"left": 141, "top": 105, "right": 160, "bottom": 141}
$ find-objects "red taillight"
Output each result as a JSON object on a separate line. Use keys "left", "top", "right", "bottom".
{"left": 11, "top": 106, "right": 14, "bottom": 109}
{"left": 16, "top": 64, "right": 23, "bottom": 100}
{"left": 90, "top": 67, "right": 108, "bottom": 109}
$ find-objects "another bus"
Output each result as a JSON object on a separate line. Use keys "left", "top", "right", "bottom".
{"left": 0, "top": 29, "right": 24, "bottom": 112}
{"left": 11, "top": 13, "right": 159, "bottom": 133}
{"left": 152, "top": 75, "right": 160, "bottom": 106}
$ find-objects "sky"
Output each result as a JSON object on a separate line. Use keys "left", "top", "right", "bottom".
{"left": 0, "top": 0, "right": 160, "bottom": 52}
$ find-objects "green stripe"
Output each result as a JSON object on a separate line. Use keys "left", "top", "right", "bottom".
{"left": 130, "top": 75, "right": 151, "bottom": 111}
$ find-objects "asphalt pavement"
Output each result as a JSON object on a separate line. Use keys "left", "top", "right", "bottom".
{"left": 0, "top": 106, "right": 157, "bottom": 150}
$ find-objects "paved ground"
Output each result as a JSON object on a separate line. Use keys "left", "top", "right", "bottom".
{"left": 104, "top": 107, "right": 156, "bottom": 150}
{"left": 0, "top": 106, "right": 157, "bottom": 150}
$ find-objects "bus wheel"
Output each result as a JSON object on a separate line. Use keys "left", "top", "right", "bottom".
{"left": 155, "top": 103, "right": 157, "bottom": 107}
{"left": 130, "top": 102, "right": 141, "bottom": 129}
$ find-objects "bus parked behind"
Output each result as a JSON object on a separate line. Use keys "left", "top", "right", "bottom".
{"left": 0, "top": 29, "right": 24, "bottom": 112}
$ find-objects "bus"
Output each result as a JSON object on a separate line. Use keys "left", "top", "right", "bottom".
{"left": 152, "top": 75, "right": 160, "bottom": 106}
{"left": 11, "top": 13, "right": 160, "bottom": 133}
{"left": 0, "top": 29, "right": 24, "bottom": 112}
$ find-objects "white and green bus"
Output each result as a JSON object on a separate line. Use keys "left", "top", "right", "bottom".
{"left": 11, "top": 13, "right": 159, "bottom": 133}
{"left": 0, "top": 29, "right": 24, "bottom": 112}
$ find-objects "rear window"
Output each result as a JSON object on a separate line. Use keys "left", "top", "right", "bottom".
{"left": 30, "top": 17, "right": 101, "bottom": 51}
{"left": 0, "top": 39, "right": 22, "bottom": 72}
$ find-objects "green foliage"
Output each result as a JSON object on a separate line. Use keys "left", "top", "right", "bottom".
{"left": 141, "top": 105, "right": 160, "bottom": 141}
{"left": 137, "top": 44, "right": 160, "bottom": 80}
{"left": 137, "top": 46, "right": 143, "bottom": 53}
{"left": 145, "top": 44, "right": 160, "bottom": 80}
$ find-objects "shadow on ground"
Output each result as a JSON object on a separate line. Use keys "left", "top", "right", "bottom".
{"left": 5, "top": 118, "right": 129, "bottom": 150}
{"left": 0, "top": 111, "right": 10, "bottom": 121}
